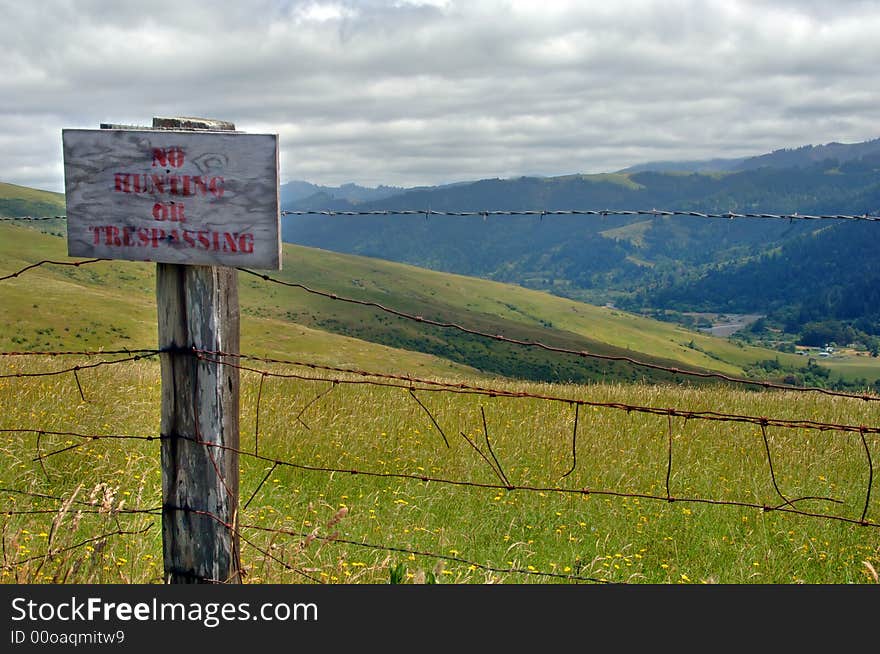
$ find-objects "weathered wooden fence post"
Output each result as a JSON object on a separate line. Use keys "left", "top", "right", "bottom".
{"left": 62, "top": 115, "right": 281, "bottom": 584}
{"left": 156, "top": 116, "right": 241, "bottom": 583}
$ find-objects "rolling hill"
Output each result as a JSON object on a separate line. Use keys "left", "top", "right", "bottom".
{"left": 0, "top": 181, "right": 65, "bottom": 218}
{"left": 1, "top": 215, "right": 874, "bottom": 388}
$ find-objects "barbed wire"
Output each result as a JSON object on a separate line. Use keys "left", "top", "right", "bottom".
{"left": 2, "top": 524, "right": 154, "bottom": 570}
{"left": 0, "top": 258, "right": 106, "bottom": 282}
{"left": 236, "top": 270, "right": 880, "bottom": 402}
{"left": 5, "top": 401, "right": 873, "bottom": 530}
{"left": 192, "top": 350, "right": 880, "bottom": 435}
{"left": 0, "top": 485, "right": 162, "bottom": 516}
{"left": 0, "top": 352, "right": 160, "bottom": 381}
{"left": 281, "top": 208, "right": 880, "bottom": 222}
{"left": 0, "top": 490, "right": 607, "bottom": 582}
{"left": 183, "top": 435, "right": 876, "bottom": 529}
{"left": 2, "top": 231, "right": 879, "bottom": 582}
{"left": 2, "top": 227, "right": 877, "bottom": 402}
{"left": 241, "top": 522, "right": 610, "bottom": 583}
{"left": 1, "top": 358, "right": 876, "bottom": 584}
{"left": 0, "top": 348, "right": 161, "bottom": 357}
{"left": 189, "top": 349, "right": 878, "bottom": 527}
{"left": 6, "top": 209, "right": 880, "bottom": 222}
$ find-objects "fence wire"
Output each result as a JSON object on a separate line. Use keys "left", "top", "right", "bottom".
{"left": 2, "top": 211, "right": 879, "bottom": 583}
{"left": 7, "top": 210, "right": 880, "bottom": 222}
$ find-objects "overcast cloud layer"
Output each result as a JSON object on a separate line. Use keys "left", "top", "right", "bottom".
{"left": 3, "top": 0, "right": 880, "bottom": 192}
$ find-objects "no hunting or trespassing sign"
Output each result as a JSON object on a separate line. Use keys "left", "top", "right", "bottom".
{"left": 63, "top": 127, "right": 281, "bottom": 270}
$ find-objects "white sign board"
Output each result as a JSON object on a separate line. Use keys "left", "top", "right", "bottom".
{"left": 62, "top": 128, "right": 281, "bottom": 269}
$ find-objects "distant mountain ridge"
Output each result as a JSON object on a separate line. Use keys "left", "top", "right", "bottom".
{"left": 280, "top": 180, "right": 406, "bottom": 208}
{"left": 619, "top": 138, "right": 880, "bottom": 174}
{"left": 735, "top": 138, "right": 880, "bottom": 171}
{"left": 280, "top": 137, "right": 880, "bottom": 339}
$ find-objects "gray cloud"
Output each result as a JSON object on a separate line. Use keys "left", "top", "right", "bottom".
{"left": 2, "top": 0, "right": 879, "bottom": 192}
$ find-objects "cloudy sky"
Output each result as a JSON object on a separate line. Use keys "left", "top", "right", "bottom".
{"left": 3, "top": 0, "right": 880, "bottom": 192}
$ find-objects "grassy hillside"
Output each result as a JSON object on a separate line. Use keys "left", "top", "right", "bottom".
{"left": 1, "top": 220, "right": 876, "bottom": 385}
{"left": 0, "top": 224, "right": 479, "bottom": 378}
{"left": 4, "top": 219, "right": 864, "bottom": 387}
{"left": 0, "top": 182, "right": 65, "bottom": 218}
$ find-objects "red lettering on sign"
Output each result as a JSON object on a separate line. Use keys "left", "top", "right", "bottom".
{"left": 150, "top": 228, "right": 165, "bottom": 248}
{"left": 152, "top": 147, "right": 185, "bottom": 168}
{"left": 209, "top": 176, "right": 225, "bottom": 198}
{"left": 100, "top": 225, "right": 122, "bottom": 247}
{"left": 114, "top": 173, "right": 223, "bottom": 200}
{"left": 192, "top": 176, "right": 208, "bottom": 196}
{"left": 114, "top": 173, "right": 131, "bottom": 193}
{"left": 239, "top": 233, "right": 254, "bottom": 253}
{"left": 151, "top": 202, "right": 186, "bottom": 222}
{"left": 222, "top": 232, "right": 237, "bottom": 252}
{"left": 88, "top": 224, "right": 255, "bottom": 256}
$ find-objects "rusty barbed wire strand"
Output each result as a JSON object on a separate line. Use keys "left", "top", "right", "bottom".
{"left": 0, "top": 429, "right": 159, "bottom": 464}
{"left": 235, "top": 271, "right": 880, "bottom": 402}
{"left": 241, "top": 522, "right": 610, "bottom": 583}
{"left": 5, "top": 418, "right": 863, "bottom": 527}
{"left": 281, "top": 209, "right": 880, "bottom": 222}
{"left": 0, "top": 258, "right": 106, "bottom": 282}
{"left": 183, "top": 436, "right": 877, "bottom": 528}
{"left": 0, "top": 348, "right": 161, "bottom": 357}
{"left": 0, "top": 352, "right": 161, "bottom": 380}
{"left": 2, "top": 523, "right": 154, "bottom": 569}
{"left": 192, "top": 351, "right": 880, "bottom": 435}
{"left": 2, "top": 341, "right": 877, "bottom": 584}
{"left": 0, "top": 486, "right": 161, "bottom": 516}
{"left": 1, "top": 250, "right": 877, "bottom": 402}
{"left": 7, "top": 209, "right": 880, "bottom": 222}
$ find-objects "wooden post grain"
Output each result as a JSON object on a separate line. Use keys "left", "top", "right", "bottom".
{"left": 157, "top": 117, "right": 241, "bottom": 583}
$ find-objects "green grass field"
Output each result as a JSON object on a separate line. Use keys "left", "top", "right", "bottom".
{"left": 1, "top": 195, "right": 879, "bottom": 584}
{"left": 1, "top": 357, "right": 877, "bottom": 584}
